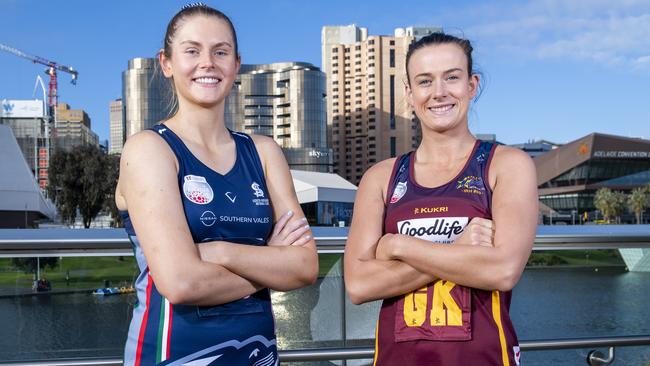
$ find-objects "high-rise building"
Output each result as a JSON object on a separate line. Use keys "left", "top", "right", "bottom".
{"left": 324, "top": 26, "right": 441, "bottom": 184}
{"left": 53, "top": 103, "right": 98, "bottom": 151}
{"left": 109, "top": 98, "right": 124, "bottom": 154}
{"left": 122, "top": 58, "right": 172, "bottom": 138}
{"left": 225, "top": 62, "right": 332, "bottom": 172}
{"left": 0, "top": 99, "right": 49, "bottom": 188}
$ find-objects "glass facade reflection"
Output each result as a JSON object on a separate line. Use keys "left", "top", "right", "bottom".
{"left": 301, "top": 201, "right": 353, "bottom": 226}
{"left": 536, "top": 133, "right": 650, "bottom": 217}
{"left": 225, "top": 63, "right": 332, "bottom": 173}
{"left": 122, "top": 58, "right": 172, "bottom": 138}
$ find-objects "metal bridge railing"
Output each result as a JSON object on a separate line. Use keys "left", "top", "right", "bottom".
{"left": 0, "top": 225, "right": 649, "bottom": 365}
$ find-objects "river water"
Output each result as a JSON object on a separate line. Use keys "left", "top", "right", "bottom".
{"left": 0, "top": 266, "right": 648, "bottom": 365}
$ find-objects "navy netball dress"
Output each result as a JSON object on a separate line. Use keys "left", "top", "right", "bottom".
{"left": 121, "top": 124, "right": 277, "bottom": 366}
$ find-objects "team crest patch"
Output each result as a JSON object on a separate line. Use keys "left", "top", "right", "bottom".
{"left": 390, "top": 181, "right": 408, "bottom": 203}
{"left": 456, "top": 176, "right": 485, "bottom": 195}
{"left": 251, "top": 181, "right": 269, "bottom": 206}
{"left": 183, "top": 175, "right": 214, "bottom": 204}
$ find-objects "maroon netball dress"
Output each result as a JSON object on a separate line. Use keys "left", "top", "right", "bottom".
{"left": 374, "top": 140, "right": 521, "bottom": 366}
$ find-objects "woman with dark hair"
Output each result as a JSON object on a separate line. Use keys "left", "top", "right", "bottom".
{"left": 115, "top": 4, "right": 318, "bottom": 365}
{"left": 344, "top": 33, "right": 537, "bottom": 365}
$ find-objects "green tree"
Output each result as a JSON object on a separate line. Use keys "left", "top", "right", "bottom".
{"left": 11, "top": 257, "right": 58, "bottom": 274}
{"left": 628, "top": 185, "right": 650, "bottom": 224}
{"left": 48, "top": 145, "right": 116, "bottom": 228}
{"left": 593, "top": 188, "right": 626, "bottom": 223}
{"left": 104, "top": 154, "right": 123, "bottom": 227}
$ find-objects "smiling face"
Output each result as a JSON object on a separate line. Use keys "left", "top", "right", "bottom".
{"left": 406, "top": 43, "right": 479, "bottom": 134}
{"left": 159, "top": 15, "right": 240, "bottom": 109}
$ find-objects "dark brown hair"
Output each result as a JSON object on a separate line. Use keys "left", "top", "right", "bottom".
{"left": 406, "top": 32, "right": 474, "bottom": 83}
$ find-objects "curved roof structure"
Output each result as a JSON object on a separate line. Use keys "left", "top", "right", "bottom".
{"left": 0, "top": 124, "right": 55, "bottom": 227}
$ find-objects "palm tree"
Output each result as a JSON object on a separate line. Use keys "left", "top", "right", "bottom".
{"left": 628, "top": 186, "right": 650, "bottom": 224}
{"left": 593, "top": 188, "right": 626, "bottom": 223}
{"left": 594, "top": 188, "right": 613, "bottom": 222}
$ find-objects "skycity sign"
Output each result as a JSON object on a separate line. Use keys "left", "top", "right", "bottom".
{"left": 0, "top": 99, "right": 44, "bottom": 118}
{"left": 593, "top": 151, "right": 650, "bottom": 158}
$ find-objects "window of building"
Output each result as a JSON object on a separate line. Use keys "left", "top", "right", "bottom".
{"left": 345, "top": 47, "right": 350, "bottom": 52}
{"left": 369, "top": 125, "right": 376, "bottom": 130}
{"left": 369, "top": 48, "right": 375, "bottom": 53}
{"left": 333, "top": 80, "right": 339, "bottom": 85}
{"left": 369, "top": 151, "right": 376, "bottom": 155}
{"left": 369, "top": 55, "right": 375, "bottom": 60}
{"left": 333, "top": 88, "right": 339, "bottom": 92}
{"left": 333, "top": 95, "right": 338, "bottom": 99}
{"left": 369, "top": 144, "right": 376, "bottom": 149}
{"left": 369, "top": 39, "right": 375, "bottom": 45}
{"left": 355, "top": 45, "right": 361, "bottom": 50}
{"left": 355, "top": 61, "right": 361, "bottom": 65}
{"left": 333, "top": 63, "right": 338, "bottom": 67}
{"left": 369, "top": 63, "right": 375, "bottom": 67}
{"left": 369, "top": 136, "right": 376, "bottom": 141}
{"left": 390, "top": 49, "right": 395, "bottom": 68}
{"left": 355, "top": 86, "right": 362, "bottom": 90}
{"left": 355, "top": 92, "right": 362, "bottom": 97}
{"left": 390, "top": 75, "right": 395, "bottom": 129}
{"left": 355, "top": 146, "right": 362, "bottom": 151}
{"left": 332, "top": 55, "right": 338, "bottom": 60}
{"left": 389, "top": 40, "right": 395, "bottom": 45}
{"left": 333, "top": 102, "right": 338, "bottom": 106}
{"left": 369, "top": 96, "right": 375, "bottom": 101}
{"left": 333, "top": 69, "right": 338, "bottom": 74}
{"left": 390, "top": 137, "right": 396, "bottom": 157}
{"left": 355, "top": 68, "right": 361, "bottom": 73}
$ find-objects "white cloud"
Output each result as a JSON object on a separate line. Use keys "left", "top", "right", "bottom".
{"left": 456, "top": 0, "right": 650, "bottom": 72}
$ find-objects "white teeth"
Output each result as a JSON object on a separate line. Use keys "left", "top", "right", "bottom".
{"left": 429, "top": 104, "right": 454, "bottom": 113}
{"left": 194, "top": 77, "right": 219, "bottom": 84}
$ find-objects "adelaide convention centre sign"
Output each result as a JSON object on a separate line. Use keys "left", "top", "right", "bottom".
{"left": 593, "top": 151, "right": 650, "bottom": 158}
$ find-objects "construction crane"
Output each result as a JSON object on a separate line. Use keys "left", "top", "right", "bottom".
{"left": 0, "top": 42, "right": 78, "bottom": 111}
{"left": 1, "top": 43, "right": 79, "bottom": 191}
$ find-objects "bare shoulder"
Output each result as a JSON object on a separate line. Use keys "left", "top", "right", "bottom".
{"left": 118, "top": 130, "right": 177, "bottom": 195}
{"left": 492, "top": 145, "right": 534, "bottom": 172}
{"left": 121, "top": 129, "right": 173, "bottom": 161}
{"left": 362, "top": 157, "right": 397, "bottom": 183}
{"left": 489, "top": 145, "right": 537, "bottom": 188}
{"left": 358, "top": 157, "right": 398, "bottom": 202}
{"left": 248, "top": 133, "right": 279, "bottom": 153}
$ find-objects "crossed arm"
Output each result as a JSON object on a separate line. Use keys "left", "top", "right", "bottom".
{"left": 117, "top": 132, "right": 318, "bottom": 306}
{"left": 344, "top": 147, "right": 537, "bottom": 305}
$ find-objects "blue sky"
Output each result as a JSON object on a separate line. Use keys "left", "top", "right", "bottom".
{"left": 1, "top": 0, "right": 649, "bottom": 145}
